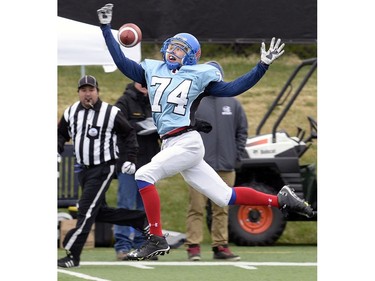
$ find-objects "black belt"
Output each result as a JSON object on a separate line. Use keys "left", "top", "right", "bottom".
{"left": 161, "top": 126, "right": 193, "bottom": 140}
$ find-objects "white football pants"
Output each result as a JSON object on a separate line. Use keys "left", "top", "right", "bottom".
{"left": 135, "top": 130, "right": 233, "bottom": 207}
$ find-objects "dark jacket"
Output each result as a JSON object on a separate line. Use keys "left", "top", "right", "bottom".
{"left": 114, "top": 82, "right": 160, "bottom": 168}
{"left": 195, "top": 96, "right": 248, "bottom": 171}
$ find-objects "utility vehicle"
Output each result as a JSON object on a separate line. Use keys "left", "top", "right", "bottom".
{"left": 226, "top": 58, "right": 318, "bottom": 246}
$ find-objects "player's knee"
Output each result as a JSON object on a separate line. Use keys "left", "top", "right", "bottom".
{"left": 211, "top": 197, "right": 228, "bottom": 208}
{"left": 135, "top": 166, "right": 155, "bottom": 185}
{"left": 134, "top": 169, "right": 142, "bottom": 180}
{"left": 134, "top": 168, "right": 146, "bottom": 182}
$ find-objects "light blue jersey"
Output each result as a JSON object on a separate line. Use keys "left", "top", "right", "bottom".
{"left": 141, "top": 59, "right": 222, "bottom": 135}
{"left": 101, "top": 24, "right": 268, "bottom": 135}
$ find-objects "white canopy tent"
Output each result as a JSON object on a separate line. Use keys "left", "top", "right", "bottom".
{"left": 57, "top": 17, "right": 141, "bottom": 74}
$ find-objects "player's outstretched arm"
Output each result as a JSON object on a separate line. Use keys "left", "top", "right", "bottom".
{"left": 97, "top": 3, "right": 146, "bottom": 84}
{"left": 260, "top": 37, "right": 285, "bottom": 65}
{"left": 204, "top": 38, "right": 285, "bottom": 97}
{"left": 97, "top": 3, "right": 113, "bottom": 25}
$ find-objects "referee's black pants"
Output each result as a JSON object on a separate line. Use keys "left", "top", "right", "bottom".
{"left": 62, "top": 161, "right": 147, "bottom": 259}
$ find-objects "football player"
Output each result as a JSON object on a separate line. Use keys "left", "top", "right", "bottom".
{"left": 97, "top": 3, "right": 313, "bottom": 261}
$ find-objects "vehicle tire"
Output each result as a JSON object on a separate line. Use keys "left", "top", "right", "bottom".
{"left": 228, "top": 182, "right": 287, "bottom": 246}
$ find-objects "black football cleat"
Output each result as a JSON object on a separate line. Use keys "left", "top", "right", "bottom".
{"left": 278, "top": 185, "right": 314, "bottom": 218}
{"left": 127, "top": 234, "right": 170, "bottom": 261}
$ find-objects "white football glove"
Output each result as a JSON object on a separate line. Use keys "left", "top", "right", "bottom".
{"left": 57, "top": 153, "right": 61, "bottom": 163}
{"left": 260, "top": 37, "right": 285, "bottom": 65}
{"left": 97, "top": 3, "right": 114, "bottom": 25}
{"left": 121, "top": 161, "right": 136, "bottom": 174}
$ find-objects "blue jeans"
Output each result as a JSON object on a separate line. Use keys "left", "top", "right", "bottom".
{"left": 114, "top": 173, "right": 146, "bottom": 252}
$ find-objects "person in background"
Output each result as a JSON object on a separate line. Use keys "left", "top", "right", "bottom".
{"left": 57, "top": 75, "right": 149, "bottom": 268}
{"left": 185, "top": 62, "right": 247, "bottom": 261}
{"left": 113, "top": 81, "right": 160, "bottom": 260}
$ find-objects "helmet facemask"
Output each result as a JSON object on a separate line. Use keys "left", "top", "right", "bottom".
{"left": 161, "top": 33, "right": 201, "bottom": 70}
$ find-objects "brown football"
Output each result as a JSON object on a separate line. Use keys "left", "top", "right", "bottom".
{"left": 117, "top": 23, "right": 142, "bottom": 48}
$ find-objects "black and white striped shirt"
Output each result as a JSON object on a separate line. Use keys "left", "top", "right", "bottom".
{"left": 58, "top": 99, "right": 138, "bottom": 166}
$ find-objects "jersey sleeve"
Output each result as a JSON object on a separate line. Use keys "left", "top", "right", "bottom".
{"left": 205, "top": 62, "right": 268, "bottom": 97}
{"left": 100, "top": 24, "right": 146, "bottom": 84}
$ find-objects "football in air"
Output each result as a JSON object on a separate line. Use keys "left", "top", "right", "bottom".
{"left": 117, "top": 23, "right": 142, "bottom": 47}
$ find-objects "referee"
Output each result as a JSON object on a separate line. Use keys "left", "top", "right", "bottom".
{"left": 57, "top": 75, "right": 148, "bottom": 268}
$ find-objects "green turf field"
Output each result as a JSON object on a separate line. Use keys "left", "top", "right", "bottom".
{"left": 58, "top": 244, "right": 317, "bottom": 281}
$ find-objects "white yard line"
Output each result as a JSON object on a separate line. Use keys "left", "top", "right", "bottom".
{"left": 58, "top": 261, "right": 317, "bottom": 280}
{"left": 57, "top": 269, "right": 110, "bottom": 281}
{"left": 79, "top": 261, "right": 317, "bottom": 270}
